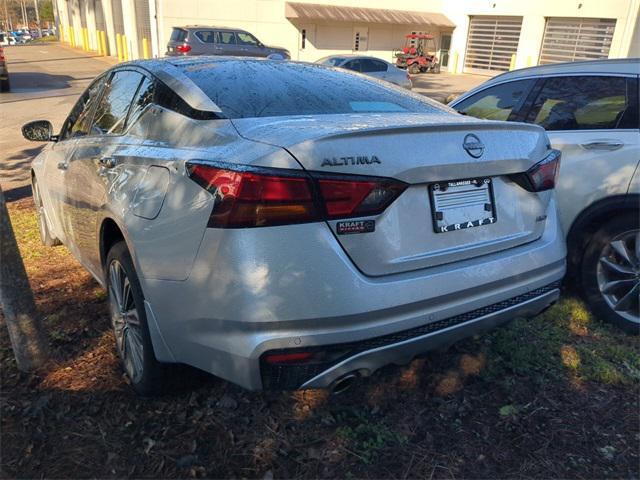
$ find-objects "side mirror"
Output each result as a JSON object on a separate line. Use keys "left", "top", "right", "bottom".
{"left": 22, "top": 120, "right": 54, "bottom": 142}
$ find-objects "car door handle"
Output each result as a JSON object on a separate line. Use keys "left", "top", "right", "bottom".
{"left": 57, "top": 161, "right": 68, "bottom": 170}
{"left": 581, "top": 140, "right": 624, "bottom": 151}
{"left": 97, "top": 156, "right": 117, "bottom": 168}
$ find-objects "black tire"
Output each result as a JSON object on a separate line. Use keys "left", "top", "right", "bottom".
{"left": 580, "top": 213, "right": 639, "bottom": 335}
{"left": 33, "top": 178, "right": 61, "bottom": 246}
{"left": 0, "top": 78, "right": 9, "bottom": 92}
{"left": 106, "top": 241, "right": 168, "bottom": 395}
{"left": 408, "top": 63, "right": 420, "bottom": 75}
{"left": 431, "top": 63, "right": 441, "bottom": 74}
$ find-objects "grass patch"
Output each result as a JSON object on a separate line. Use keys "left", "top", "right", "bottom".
{"left": 334, "top": 409, "right": 407, "bottom": 464}
{"left": 481, "top": 296, "right": 640, "bottom": 386}
{"left": 7, "top": 201, "right": 72, "bottom": 265}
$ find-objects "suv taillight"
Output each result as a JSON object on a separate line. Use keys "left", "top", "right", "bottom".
{"left": 176, "top": 44, "right": 191, "bottom": 53}
{"left": 186, "top": 162, "right": 408, "bottom": 228}
{"left": 511, "top": 149, "right": 561, "bottom": 192}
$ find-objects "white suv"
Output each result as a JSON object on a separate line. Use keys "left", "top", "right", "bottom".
{"left": 451, "top": 59, "right": 639, "bottom": 333}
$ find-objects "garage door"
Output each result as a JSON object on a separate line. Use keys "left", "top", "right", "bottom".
{"left": 539, "top": 18, "right": 616, "bottom": 64}
{"left": 134, "top": 0, "right": 152, "bottom": 58}
{"left": 464, "top": 16, "right": 522, "bottom": 74}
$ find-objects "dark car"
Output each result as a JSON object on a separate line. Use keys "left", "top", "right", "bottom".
{"left": 166, "top": 26, "right": 290, "bottom": 59}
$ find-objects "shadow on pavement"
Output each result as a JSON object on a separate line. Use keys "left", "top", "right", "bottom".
{"left": 2, "top": 72, "right": 75, "bottom": 93}
{"left": 3, "top": 184, "right": 32, "bottom": 202}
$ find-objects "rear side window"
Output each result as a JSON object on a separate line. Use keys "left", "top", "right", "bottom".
{"left": 126, "top": 77, "right": 155, "bottom": 127}
{"left": 525, "top": 76, "right": 637, "bottom": 130}
{"left": 153, "top": 81, "right": 218, "bottom": 120}
{"left": 195, "top": 31, "right": 217, "bottom": 43}
{"left": 170, "top": 28, "right": 187, "bottom": 42}
{"left": 454, "top": 79, "right": 535, "bottom": 121}
{"left": 181, "top": 60, "right": 450, "bottom": 119}
{"left": 218, "top": 32, "right": 236, "bottom": 45}
{"left": 92, "top": 70, "right": 144, "bottom": 135}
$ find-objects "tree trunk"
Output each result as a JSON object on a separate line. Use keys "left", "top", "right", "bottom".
{"left": 0, "top": 186, "right": 48, "bottom": 371}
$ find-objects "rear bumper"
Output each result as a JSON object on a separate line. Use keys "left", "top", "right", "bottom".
{"left": 278, "top": 283, "right": 560, "bottom": 389}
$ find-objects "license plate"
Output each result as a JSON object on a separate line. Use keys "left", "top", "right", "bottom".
{"left": 429, "top": 177, "right": 497, "bottom": 233}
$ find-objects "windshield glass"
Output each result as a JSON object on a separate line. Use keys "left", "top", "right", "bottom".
{"left": 318, "top": 56, "right": 346, "bottom": 66}
{"left": 179, "top": 59, "right": 448, "bottom": 119}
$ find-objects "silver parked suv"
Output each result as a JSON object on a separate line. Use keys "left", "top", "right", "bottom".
{"left": 166, "top": 26, "right": 290, "bottom": 59}
{"left": 24, "top": 58, "right": 565, "bottom": 395}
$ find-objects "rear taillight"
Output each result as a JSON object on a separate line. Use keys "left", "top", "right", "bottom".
{"left": 176, "top": 44, "right": 191, "bottom": 53}
{"left": 186, "top": 162, "right": 407, "bottom": 228}
{"left": 511, "top": 149, "right": 561, "bottom": 192}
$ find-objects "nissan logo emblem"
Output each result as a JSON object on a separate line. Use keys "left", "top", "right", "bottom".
{"left": 463, "top": 134, "right": 485, "bottom": 158}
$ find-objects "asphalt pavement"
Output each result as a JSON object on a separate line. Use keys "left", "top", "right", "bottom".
{"left": 0, "top": 43, "right": 116, "bottom": 195}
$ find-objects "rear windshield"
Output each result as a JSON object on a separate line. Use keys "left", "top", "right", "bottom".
{"left": 170, "top": 28, "right": 187, "bottom": 42}
{"left": 180, "top": 60, "right": 448, "bottom": 119}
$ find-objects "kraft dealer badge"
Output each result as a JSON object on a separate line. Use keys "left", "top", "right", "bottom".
{"left": 336, "top": 220, "right": 375, "bottom": 235}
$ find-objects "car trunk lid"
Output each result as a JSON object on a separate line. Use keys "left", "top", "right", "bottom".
{"left": 232, "top": 113, "right": 553, "bottom": 276}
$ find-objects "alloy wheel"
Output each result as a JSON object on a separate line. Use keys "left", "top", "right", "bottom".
{"left": 108, "top": 260, "right": 145, "bottom": 382}
{"left": 597, "top": 229, "right": 640, "bottom": 324}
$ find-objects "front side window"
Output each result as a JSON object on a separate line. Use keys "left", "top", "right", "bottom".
{"left": 454, "top": 79, "right": 535, "bottom": 121}
{"left": 319, "top": 57, "right": 346, "bottom": 67}
{"left": 218, "top": 31, "right": 236, "bottom": 45}
{"left": 342, "top": 59, "right": 362, "bottom": 72}
{"left": 60, "top": 75, "right": 107, "bottom": 140}
{"left": 92, "top": 70, "right": 144, "bottom": 135}
{"left": 195, "top": 30, "right": 217, "bottom": 43}
{"left": 525, "top": 76, "right": 636, "bottom": 130}
{"left": 361, "top": 59, "right": 388, "bottom": 73}
{"left": 236, "top": 32, "right": 258, "bottom": 46}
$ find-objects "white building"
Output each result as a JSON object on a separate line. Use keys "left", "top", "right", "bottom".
{"left": 54, "top": 0, "right": 640, "bottom": 74}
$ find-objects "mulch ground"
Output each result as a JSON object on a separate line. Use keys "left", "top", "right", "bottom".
{"left": 1, "top": 197, "right": 639, "bottom": 479}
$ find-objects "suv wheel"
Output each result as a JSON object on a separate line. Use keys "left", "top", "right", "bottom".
{"left": 581, "top": 213, "right": 639, "bottom": 334}
{"left": 106, "top": 241, "right": 168, "bottom": 394}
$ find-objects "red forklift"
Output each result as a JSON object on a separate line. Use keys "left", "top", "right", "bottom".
{"left": 395, "top": 33, "right": 440, "bottom": 74}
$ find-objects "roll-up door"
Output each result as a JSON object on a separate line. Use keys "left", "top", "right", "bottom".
{"left": 134, "top": 0, "right": 152, "bottom": 58}
{"left": 464, "top": 16, "right": 522, "bottom": 74}
{"left": 539, "top": 18, "right": 616, "bottom": 64}
{"left": 111, "top": 0, "right": 125, "bottom": 36}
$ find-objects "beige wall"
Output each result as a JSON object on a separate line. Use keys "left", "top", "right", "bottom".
{"left": 158, "top": 0, "right": 452, "bottom": 62}
{"left": 54, "top": 0, "right": 640, "bottom": 68}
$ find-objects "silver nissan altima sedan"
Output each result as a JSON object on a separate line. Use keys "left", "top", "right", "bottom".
{"left": 24, "top": 57, "right": 566, "bottom": 395}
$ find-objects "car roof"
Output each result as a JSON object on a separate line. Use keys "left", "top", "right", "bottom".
{"left": 175, "top": 25, "right": 248, "bottom": 33}
{"left": 318, "top": 54, "right": 390, "bottom": 63}
{"left": 481, "top": 58, "right": 639, "bottom": 86}
{"left": 451, "top": 58, "right": 639, "bottom": 105}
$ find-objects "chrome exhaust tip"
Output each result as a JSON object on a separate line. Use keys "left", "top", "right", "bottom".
{"left": 329, "top": 373, "right": 359, "bottom": 395}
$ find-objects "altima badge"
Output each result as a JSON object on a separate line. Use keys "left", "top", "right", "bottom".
{"left": 463, "top": 134, "right": 484, "bottom": 158}
{"left": 321, "top": 156, "right": 381, "bottom": 167}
